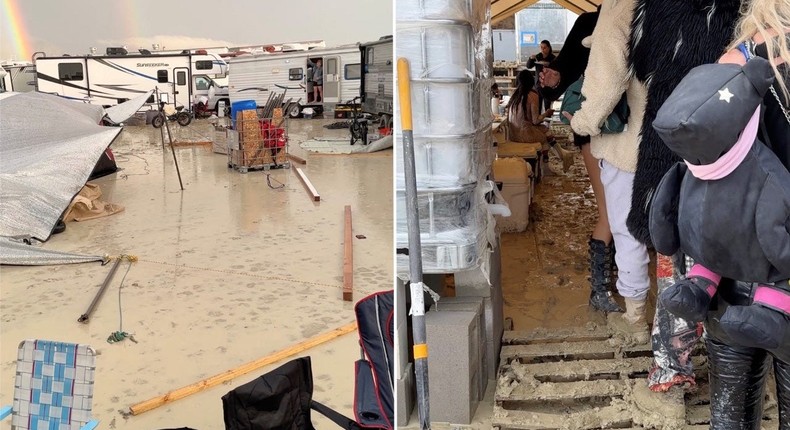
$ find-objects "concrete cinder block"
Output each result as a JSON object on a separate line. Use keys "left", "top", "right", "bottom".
{"left": 396, "top": 280, "right": 410, "bottom": 376}
{"left": 442, "top": 295, "right": 503, "bottom": 380}
{"left": 430, "top": 298, "right": 486, "bottom": 401}
{"left": 425, "top": 310, "right": 480, "bottom": 424}
{"left": 397, "top": 364, "right": 415, "bottom": 427}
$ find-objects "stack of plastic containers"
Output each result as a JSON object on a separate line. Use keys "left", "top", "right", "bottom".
{"left": 395, "top": 0, "right": 496, "bottom": 275}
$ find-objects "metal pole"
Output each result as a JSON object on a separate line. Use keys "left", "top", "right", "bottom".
{"left": 78, "top": 258, "right": 121, "bottom": 323}
{"left": 397, "top": 58, "right": 430, "bottom": 430}
{"left": 162, "top": 102, "right": 185, "bottom": 191}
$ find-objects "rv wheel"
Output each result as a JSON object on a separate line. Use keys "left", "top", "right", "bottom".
{"left": 288, "top": 103, "right": 302, "bottom": 118}
{"left": 177, "top": 112, "right": 192, "bottom": 127}
{"left": 386, "top": 115, "right": 393, "bottom": 129}
{"left": 152, "top": 114, "right": 165, "bottom": 128}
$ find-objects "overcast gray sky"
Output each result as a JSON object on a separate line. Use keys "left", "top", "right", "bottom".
{"left": 2, "top": 0, "right": 392, "bottom": 61}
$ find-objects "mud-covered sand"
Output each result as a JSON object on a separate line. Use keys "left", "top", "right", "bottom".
{"left": 0, "top": 117, "right": 392, "bottom": 428}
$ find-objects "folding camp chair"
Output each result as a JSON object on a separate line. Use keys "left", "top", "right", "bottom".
{"left": 0, "top": 340, "right": 99, "bottom": 430}
{"left": 222, "top": 291, "right": 395, "bottom": 430}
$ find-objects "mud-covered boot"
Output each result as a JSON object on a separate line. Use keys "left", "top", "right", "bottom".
{"left": 549, "top": 140, "right": 574, "bottom": 173}
{"left": 589, "top": 238, "right": 624, "bottom": 313}
{"left": 630, "top": 382, "right": 686, "bottom": 429}
{"left": 658, "top": 264, "right": 719, "bottom": 322}
{"left": 719, "top": 283, "right": 790, "bottom": 364}
{"left": 608, "top": 297, "right": 650, "bottom": 346}
{"left": 605, "top": 241, "right": 618, "bottom": 293}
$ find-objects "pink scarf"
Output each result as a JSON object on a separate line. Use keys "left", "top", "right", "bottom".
{"left": 685, "top": 106, "right": 760, "bottom": 180}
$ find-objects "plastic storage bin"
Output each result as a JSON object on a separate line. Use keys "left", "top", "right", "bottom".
{"left": 396, "top": 184, "right": 482, "bottom": 238}
{"left": 395, "top": 128, "right": 493, "bottom": 188}
{"left": 396, "top": 0, "right": 487, "bottom": 26}
{"left": 397, "top": 21, "right": 475, "bottom": 79}
{"left": 395, "top": 79, "right": 490, "bottom": 136}
{"left": 492, "top": 157, "right": 532, "bottom": 232}
{"left": 396, "top": 226, "right": 487, "bottom": 273}
{"left": 231, "top": 100, "right": 257, "bottom": 128}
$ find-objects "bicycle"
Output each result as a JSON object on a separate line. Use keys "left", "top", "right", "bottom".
{"left": 348, "top": 96, "right": 370, "bottom": 146}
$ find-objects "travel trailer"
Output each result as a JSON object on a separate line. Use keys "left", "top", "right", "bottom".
{"left": 227, "top": 44, "right": 363, "bottom": 117}
{"left": 359, "top": 36, "right": 393, "bottom": 127}
{"left": 0, "top": 62, "right": 37, "bottom": 93}
{"left": 34, "top": 49, "right": 229, "bottom": 110}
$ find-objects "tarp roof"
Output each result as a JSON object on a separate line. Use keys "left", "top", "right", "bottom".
{"left": 491, "top": 0, "right": 602, "bottom": 23}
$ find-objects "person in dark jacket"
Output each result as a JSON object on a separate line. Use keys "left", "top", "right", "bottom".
{"left": 527, "top": 40, "right": 556, "bottom": 111}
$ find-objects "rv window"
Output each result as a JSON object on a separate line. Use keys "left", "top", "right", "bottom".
{"left": 177, "top": 71, "right": 187, "bottom": 86}
{"left": 195, "top": 77, "right": 210, "bottom": 90}
{"left": 58, "top": 63, "right": 84, "bottom": 81}
{"left": 288, "top": 68, "right": 303, "bottom": 81}
{"left": 366, "top": 47, "right": 375, "bottom": 64}
{"left": 344, "top": 63, "right": 361, "bottom": 80}
{"left": 195, "top": 60, "right": 213, "bottom": 70}
{"left": 157, "top": 70, "right": 168, "bottom": 83}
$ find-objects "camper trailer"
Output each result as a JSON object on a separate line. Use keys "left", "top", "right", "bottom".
{"left": 0, "top": 62, "right": 37, "bottom": 93}
{"left": 34, "top": 49, "right": 229, "bottom": 110}
{"left": 227, "top": 44, "right": 362, "bottom": 117}
{"left": 359, "top": 36, "right": 393, "bottom": 127}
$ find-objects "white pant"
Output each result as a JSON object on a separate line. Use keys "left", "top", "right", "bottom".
{"left": 599, "top": 159, "right": 650, "bottom": 300}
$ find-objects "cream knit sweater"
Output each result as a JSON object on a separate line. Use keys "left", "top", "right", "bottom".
{"left": 571, "top": 0, "right": 647, "bottom": 174}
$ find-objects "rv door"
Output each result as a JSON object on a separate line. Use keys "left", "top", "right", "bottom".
{"left": 173, "top": 67, "right": 191, "bottom": 109}
{"left": 322, "top": 56, "right": 340, "bottom": 103}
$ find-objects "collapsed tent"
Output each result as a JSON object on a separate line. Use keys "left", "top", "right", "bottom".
{"left": 0, "top": 91, "right": 150, "bottom": 265}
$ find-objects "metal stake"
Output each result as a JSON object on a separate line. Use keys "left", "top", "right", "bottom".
{"left": 78, "top": 258, "right": 121, "bottom": 323}
{"left": 398, "top": 58, "right": 430, "bottom": 430}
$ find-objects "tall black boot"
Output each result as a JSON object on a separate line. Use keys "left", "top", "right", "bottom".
{"left": 589, "top": 238, "right": 624, "bottom": 313}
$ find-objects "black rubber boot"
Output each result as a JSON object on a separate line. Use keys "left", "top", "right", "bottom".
{"left": 658, "top": 276, "right": 717, "bottom": 322}
{"left": 589, "top": 238, "right": 624, "bottom": 313}
{"left": 605, "top": 241, "right": 618, "bottom": 293}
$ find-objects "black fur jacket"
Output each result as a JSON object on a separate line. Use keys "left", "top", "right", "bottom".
{"left": 626, "top": 0, "right": 743, "bottom": 247}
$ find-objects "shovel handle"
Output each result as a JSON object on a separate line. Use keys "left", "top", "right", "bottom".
{"left": 397, "top": 58, "right": 412, "bottom": 132}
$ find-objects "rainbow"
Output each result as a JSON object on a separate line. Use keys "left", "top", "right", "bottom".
{"left": 2, "top": 0, "right": 32, "bottom": 60}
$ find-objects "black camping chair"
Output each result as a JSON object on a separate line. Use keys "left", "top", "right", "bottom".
{"left": 222, "top": 291, "right": 395, "bottom": 430}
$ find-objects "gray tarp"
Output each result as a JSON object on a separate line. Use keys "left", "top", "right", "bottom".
{"left": 103, "top": 89, "right": 154, "bottom": 125}
{"left": 0, "top": 237, "right": 105, "bottom": 266}
{"left": 0, "top": 92, "right": 121, "bottom": 242}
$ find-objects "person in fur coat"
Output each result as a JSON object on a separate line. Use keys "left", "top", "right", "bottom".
{"left": 625, "top": 0, "right": 743, "bottom": 247}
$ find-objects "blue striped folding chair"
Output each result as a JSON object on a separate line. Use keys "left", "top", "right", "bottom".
{"left": 0, "top": 340, "right": 99, "bottom": 430}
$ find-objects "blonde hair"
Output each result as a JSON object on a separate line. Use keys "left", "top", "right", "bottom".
{"left": 728, "top": 0, "right": 790, "bottom": 100}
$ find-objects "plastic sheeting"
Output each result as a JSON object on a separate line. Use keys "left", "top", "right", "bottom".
{"left": 103, "top": 90, "right": 154, "bottom": 125}
{"left": 0, "top": 92, "right": 121, "bottom": 242}
{"left": 0, "top": 237, "right": 105, "bottom": 266}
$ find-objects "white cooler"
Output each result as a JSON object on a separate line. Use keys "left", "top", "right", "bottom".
{"left": 493, "top": 157, "right": 532, "bottom": 232}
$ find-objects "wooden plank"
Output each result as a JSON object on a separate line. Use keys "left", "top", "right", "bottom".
{"left": 343, "top": 205, "right": 353, "bottom": 302}
{"left": 294, "top": 167, "right": 320, "bottom": 202}
{"left": 497, "top": 379, "right": 628, "bottom": 402}
{"left": 501, "top": 340, "right": 653, "bottom": 362}
{"left": 498, "top": 141, "right": 542, "bottom": 160}
{"left": 504, "top": 356, "right": 709, "bottom": 383}
{"left": 492, "top": 404, "right": 631, "bottom": 430}
{"left": 287, "top": 154, "right": 307, "bottom": 164}
{"left": 129, "top": 322, "right": 357, "bottom": 415}
{"left": 503, "top": 327, "right": 611, "bottom": 345}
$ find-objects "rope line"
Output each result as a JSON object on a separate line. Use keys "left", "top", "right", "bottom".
{"left": 137, "top": 258, "right": 345, "bottom": 290}
{"left": 107, "top": 255, "right": 138, "bottom": 344}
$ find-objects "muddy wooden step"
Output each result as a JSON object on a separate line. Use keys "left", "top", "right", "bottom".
{"left": 499, "top": 356, "right": 708, "bottom": 384}
{"left": 503, "top": 326, "right": 611, "bottom": 345}
{"left": 500, "top": 340, "right": 654, "bottom": 363}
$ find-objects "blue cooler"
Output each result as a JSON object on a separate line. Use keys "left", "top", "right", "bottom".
{"left": 231, "top": 100, "right": 257, "bottom": 128}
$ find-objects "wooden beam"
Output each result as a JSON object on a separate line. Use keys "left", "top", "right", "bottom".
{"left": 492, "top": 0, "right": 539, "bottom": 23}
{"left": 287, "top": 154, "right": 307, "bottom": 165}
{"left": 343, "top": 205, "right": 353, "bottom": 301}
{"left": 492, "top": 0, "right": 524, "bottom": 18}
{"left": 129, "top": 322, "right": 358, "bottom": 415}
{"left": 551, "top": 0, "right": 586, "bottom": 14}
{"left": 295, "top": 167, "right": 320, "bottom": 202}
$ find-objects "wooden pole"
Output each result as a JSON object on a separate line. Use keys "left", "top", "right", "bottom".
{"left": 343, "top": 205, "right": 353, "bottom": 301}
{"left": 295, "top": 167, "right": 320, "bottom": 202}
{"left": 287, "top": 154, "right": 307, "bottom": 165}
{"left": 129, "top": 322, "right": 357, "bottom": 416}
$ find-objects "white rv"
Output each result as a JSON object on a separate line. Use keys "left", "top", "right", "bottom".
{"left": 360, "top": 36, "right": 393, "bottom": 127}
{"left": 34, "top": 49, "right": 228, "bottom": 110}
{"left": 227, "top": 44, "right": 362, "bottom": 117}
{"left": 0, "top": 62, "right": 37, "bottom": 93}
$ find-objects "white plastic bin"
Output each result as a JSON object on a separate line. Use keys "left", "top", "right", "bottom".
{"left": 396, "top": 0, "right": 487, "bottom": 26}
{"left": 395, "top": 130, "right": 493, "bottom": 188}
{"left": 492, "top": 157, "right": 532, "bottom": 232}
{"left": 397, "top": 21, "right": 475, "bottom": 79}
{"left": 395, "top": 79, "right": 489, "bottom": 136}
